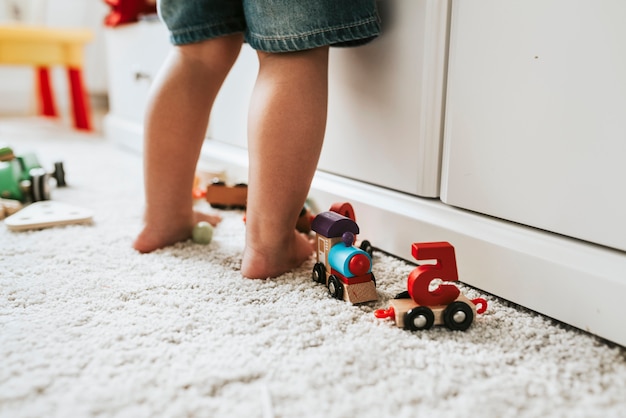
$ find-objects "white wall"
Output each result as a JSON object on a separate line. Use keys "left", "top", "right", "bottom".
{"left": 0, "top": 0, "right": 110, "bottom": 115}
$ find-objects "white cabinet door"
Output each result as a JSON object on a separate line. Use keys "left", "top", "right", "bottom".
{"left": 208, "top": 44, "right": 258, "bottom": 150}
{"left": 319, "top": 0, "right": 450, "bottom": 197}
{"left": 105, "top": 20, "right": 171, "bottom": 126}
{"left": 442, "top": 0, "right": 626, "bottom": 251}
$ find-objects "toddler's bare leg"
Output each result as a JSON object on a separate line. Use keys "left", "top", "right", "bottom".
{"left": 134, "top": 34, "right": 243, "bottom": 253}
{"left": 241, "top": 47, "right": 329, "bottom": 278}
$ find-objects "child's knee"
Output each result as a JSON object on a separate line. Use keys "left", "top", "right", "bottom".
{"left": 178, "top": 33, "right": 244, "bottom": 70}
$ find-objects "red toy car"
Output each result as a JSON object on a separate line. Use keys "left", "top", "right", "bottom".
{"left": 375, "top": 242, "right": 487, "bottom": 331}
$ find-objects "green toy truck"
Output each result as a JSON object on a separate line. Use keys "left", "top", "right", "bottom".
{"left": 0, "top": 145, "right": 66, "bottom": 202}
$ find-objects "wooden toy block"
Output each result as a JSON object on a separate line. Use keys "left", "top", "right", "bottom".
{"left": 0, "top": 198, "right": 22, "bottom": 220}
{"left": 205, "top": 181, "right": 248, "bottom": 209}
{"left": 343, "top": 280, "right": 378, "bottom": 304}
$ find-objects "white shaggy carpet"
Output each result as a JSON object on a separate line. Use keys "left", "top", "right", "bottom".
{"left": 1, "top": 117, "right": 626, "bottom": 418}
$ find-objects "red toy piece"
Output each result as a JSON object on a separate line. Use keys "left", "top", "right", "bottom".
{"left": 103, "top": 0, "right": 157, "bottom": 27}
{"left": 408, "top": 242, "right": 460, "bottom": 306}
{"left": 311, "top": 203, "right": 377, "bottom": 304}
{"left": 329, "top": 201, "right": 356, "bottom": 222}
{"left": 375, "top": 242, "right": 487, "bottom": 331}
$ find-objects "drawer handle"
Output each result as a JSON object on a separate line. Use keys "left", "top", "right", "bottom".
{"left": 133, "top": 71, "right": 151, "bottom": 82}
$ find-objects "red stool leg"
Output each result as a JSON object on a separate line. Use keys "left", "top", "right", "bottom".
{"left": 36, "top": 67, "right": 57, "bottom": 117}
{"left": 67, "top": 67, "right": 92, "bottom": 131}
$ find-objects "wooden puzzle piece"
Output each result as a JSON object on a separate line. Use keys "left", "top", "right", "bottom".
{"left": 4, "top": 201, "right": 93, "bottom": 231}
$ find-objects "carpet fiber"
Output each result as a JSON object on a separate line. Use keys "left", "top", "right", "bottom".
{"left": 1, "top": 118, "right": 626, "bottom": 418}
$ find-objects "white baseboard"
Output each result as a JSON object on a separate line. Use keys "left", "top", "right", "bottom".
{"left": 0, "top": 90, "right": 35, "bottom": 116}
{"left": 106, "top": 117, "right": 626, "bottom": 347}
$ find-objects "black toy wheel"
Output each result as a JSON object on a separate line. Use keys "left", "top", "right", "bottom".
{"left": 394, "top": 290, "right": 410, "bottom": 299}
{"left": 327, "top": 275, "right": 344, "bottom": 300}
{"left": 312, "top": 263, "right": 326, "bottom": 284}
{"left": 443, "top": 301, "right": 474, "bottom": 331}
{"left": 29, "top": 168, "right": 50, "bottom": 202}
{"left": 370, "top": 272, "right": 376, "bottom": 287}
{"left": 53, "top": 161, "right": 66, "bottom": 187}
{"left": 405, "top": 306, "right": 435, "bottom": 331}
{"left": 360, "top": 240, "right": 374, "bottom": 257}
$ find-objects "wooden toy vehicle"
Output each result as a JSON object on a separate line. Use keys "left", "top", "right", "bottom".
{"left": 295, "top": 204, "right": 315, "bottom": 234}
{"left": 375, "top": 242, "right": 487, "bottom": 331}
{"left": 311, "top": 203, "right": 377, "bottom": 304}
{"left": 0, "top": 146, "right": 66, "bottom": 202}
{"left": 204, "top": 179, "right": 247, "bottom": 209}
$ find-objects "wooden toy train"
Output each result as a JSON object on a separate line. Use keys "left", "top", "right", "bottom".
{"left": 375, "top": 242, "right": 487, "bottom": 331}
{"left": 311, "top": 204, "right": 377, "bottom": 304}
{"left": 311, "top": 203, "right": 487, "bottom": 331}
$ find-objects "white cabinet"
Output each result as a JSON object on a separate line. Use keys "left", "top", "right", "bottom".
{"left": 208, "top": 44, "right": 257, "bottom": 150}
{"left": 319, "top": 0, "right": 449, "bottom": 197}
{"left": 105, "top": 19, "right": 171, "bottom": 127}
{"left": 438, "top": 0, "right": 626, "bottom": 346}
{"left": 442, "top": 0, "right": 626, "bottom": 251}
{"left": 104, "top": 19, "right": 171, "bottom": 150}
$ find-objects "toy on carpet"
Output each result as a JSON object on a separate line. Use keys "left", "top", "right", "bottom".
{"left": 375, "top": 242, "right": 487, "bottom": 331}
{"left": 0, "top": 198, "right": 22, "bottom": 220}
{"left": 0, "top": 145, "right": 66, "bottom": 202}
{"left": 192, "top": 167, "right": 227, "bottom": 200}
{"left": 193, "top": 176, "right": 247, "bottom": 210}
{"left": 203, "top": 179, "right": 248, "bottom": 210}
{"left": 192, "top": 221, "right": 214, "bottom": 245}
{"left": 4, "top": 201, "right": 93, "bottom": 231}
{"left": 311, "top": 202, "right": 377, "bottom": 304}
{"left": 295, "top": 205, "right": 314, "bottom": 234}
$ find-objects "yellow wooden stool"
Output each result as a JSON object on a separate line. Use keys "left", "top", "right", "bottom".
{"left": 0, "top": 25, "right": 94, "bottom": 130}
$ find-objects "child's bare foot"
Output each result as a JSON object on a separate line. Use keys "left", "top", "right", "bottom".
{"left": 133, "top": 211, "right": 221, "bottom": 253}
{"left": 241, "top": 230, "right": 315, "bottom": 279}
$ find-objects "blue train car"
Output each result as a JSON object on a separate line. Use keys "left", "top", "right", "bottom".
{"left": 311, "top": 210, "right": 377, "bottom": 304}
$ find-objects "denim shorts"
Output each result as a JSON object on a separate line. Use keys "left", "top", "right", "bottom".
{"left": 158, "top": 0, "right": 380, "bottom": 52}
